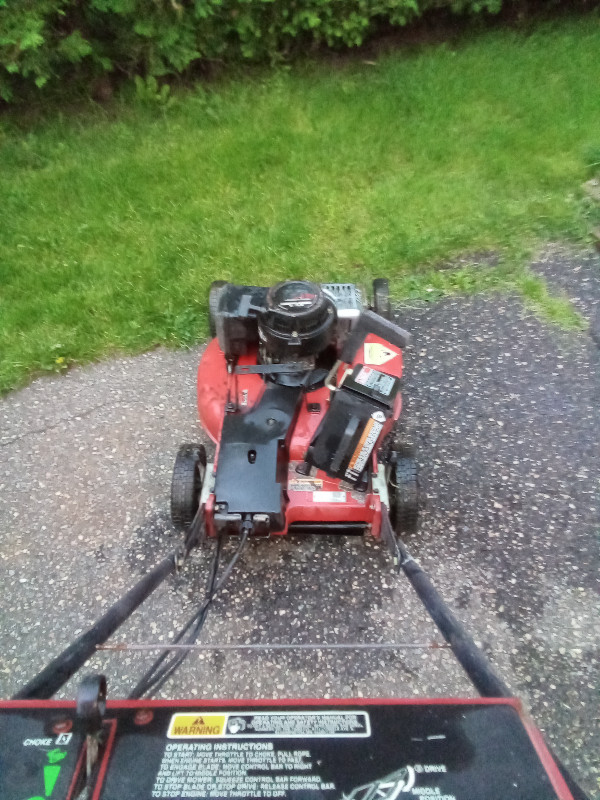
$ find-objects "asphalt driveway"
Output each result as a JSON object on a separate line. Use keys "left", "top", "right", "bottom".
{"left": 1, "top": 247, "right": 599, "bottom": 796}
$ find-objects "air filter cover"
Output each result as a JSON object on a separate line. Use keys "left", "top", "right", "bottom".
{"left": 258, "top": 280, "right": 336, "bottom": 360}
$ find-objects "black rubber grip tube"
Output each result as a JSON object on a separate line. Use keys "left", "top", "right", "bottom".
{"left": 398, "top": 541, "right": 590, "bottom": 799}
{"left": 395, "top": 539, "right": 512, "bottom": 698}
{"left": 13, "top": 552, "right": 177, "bottom": 700}
{"left": 379, "top": 507, "right": 511, "bottom": 697}
{"left": 385, "top": 513, "right": 590, "bottom": 799}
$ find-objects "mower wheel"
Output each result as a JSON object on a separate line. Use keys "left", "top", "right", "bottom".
{"left": 372, "top": 278, "right": 392, "bottom": 321}
{"left": 390, "top": 452, "right": 419, "bottom": 535}
{"left": 76, "top": 673, "right": 107, "bottom": 725}
{"left": 170, "top": 443, "right": 206, "bottom": 528}
{"left": 208, "top": 281, "right": 228, "bottom": 338}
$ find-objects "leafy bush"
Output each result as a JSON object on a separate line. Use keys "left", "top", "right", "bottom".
{"left": 0, "top": 0, "right": 563, "bottom": 101}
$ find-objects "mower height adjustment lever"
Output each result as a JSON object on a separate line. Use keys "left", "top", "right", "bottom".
{"left": 234, "top": 362, "right": 307, "bottom": 375}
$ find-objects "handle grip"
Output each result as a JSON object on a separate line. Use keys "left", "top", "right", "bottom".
{"left": 340, "top": 309, "right": 411, "bottom": 364}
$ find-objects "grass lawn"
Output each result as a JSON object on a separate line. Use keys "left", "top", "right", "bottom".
{"left": 1, "top": 17, "right": 599, "bottom": 394}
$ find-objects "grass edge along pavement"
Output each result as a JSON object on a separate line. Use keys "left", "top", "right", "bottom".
{"left": 1, "top": 17, "right": 599, "bottom": 394}
{"left": 391, "top": 255, "right": 587, "bottom": 332}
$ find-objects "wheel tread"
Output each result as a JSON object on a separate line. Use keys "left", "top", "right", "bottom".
{"left": 170, "top": 443, "right": 206, "bottom": 527}
{"left": 390, "top": 454, "right": 419, "bottom": 535}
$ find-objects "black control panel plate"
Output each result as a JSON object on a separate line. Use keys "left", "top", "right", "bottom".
{"left": 0, "top": 699, "right": 572, "bottom": 800}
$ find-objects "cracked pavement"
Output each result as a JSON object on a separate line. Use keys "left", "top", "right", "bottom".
{"left": 1, "top": 246, "right": 599, "bottom": 797}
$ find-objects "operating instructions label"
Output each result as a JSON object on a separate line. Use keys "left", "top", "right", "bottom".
{"left": 152, "top": 742, "right": 336, "bottom": 798}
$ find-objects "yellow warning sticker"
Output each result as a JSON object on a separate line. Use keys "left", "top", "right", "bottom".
{"left": 364, "top": 342, "right": 397, "bottom": 366}
{"left": 167, "top": 714, "right": 226, "bottom": 738}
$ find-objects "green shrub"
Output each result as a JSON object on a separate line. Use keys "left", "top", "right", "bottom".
{"left": 0, "top": 0, "right": 577, "bottom": 102}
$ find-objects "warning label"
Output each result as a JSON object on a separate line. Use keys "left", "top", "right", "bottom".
{"left": 364, "top": 342, "right": 398, "bottom": 366}
{"left": 169, "top": 716, "right": 226, "bottom": 738}
{"left": 152, "top": 742, "right": 336, "bottom": 799}
{"left": 168, "top": 712, "right": 369, "bottom": 740}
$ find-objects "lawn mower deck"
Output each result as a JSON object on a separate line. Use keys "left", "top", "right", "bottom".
{"left": 170, "top": 280, "right": 419, "bottom": 543}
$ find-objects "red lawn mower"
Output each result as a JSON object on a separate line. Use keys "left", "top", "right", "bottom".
{"left": 8, "top": 281, "right": 588, "bottom": 800}
{"left": 170, "top": 279, "right": 419, "bottom": 545}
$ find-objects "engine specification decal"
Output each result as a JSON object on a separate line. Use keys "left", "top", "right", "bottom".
{"left": 168, "top": 712, "right": 370, "bottom": 740}
{"left": 313, "top": 491, "right": 347, "bottom": 503}
{"left": 288, "top": 477, "right": 323, "bottom": 492}
{"left": 355, "top": 366, "right": 395, "bottom": 397}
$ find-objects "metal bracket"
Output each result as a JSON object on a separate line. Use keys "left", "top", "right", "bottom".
{"left": 324, "top": 360, "right": 352, "bottom": 392}
{"left": 200, "top": 463, "right": 215, "bottom": 508}
{"left": 234, "top": 363, "right": 307, "bottom": 375}
{"left": 371, "top": 463, "right": 390, "bottom": 510}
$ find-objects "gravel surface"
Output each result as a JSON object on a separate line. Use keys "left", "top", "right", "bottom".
{"left": 1, "top": 251, "right": 599, "bottom": 796}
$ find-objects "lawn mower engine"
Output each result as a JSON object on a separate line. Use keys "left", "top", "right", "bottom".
{"left": 170, "top": 279, "right": 418, "bottom": 542}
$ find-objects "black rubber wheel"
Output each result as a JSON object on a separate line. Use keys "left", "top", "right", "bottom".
{"left": 170, "top": 443, "right": 206, "bottom": 528}
{"left": 208, "top": 281, "right": 227, "bottom": 338}
{"left": 372, "top": 278, "right": 392, "bottom": 320}
{"left": 389, "top": 451, "right": 419, "bottom": 535}
{"left": 382, "top": 421, "right": 415, "bottom": 462}
{"left": 76, "top": 674, "right": 107, "bottom": 729}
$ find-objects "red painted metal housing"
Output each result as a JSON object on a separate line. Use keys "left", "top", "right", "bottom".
{"left": 198, "top": 335, "right": 404, "bottom": 539}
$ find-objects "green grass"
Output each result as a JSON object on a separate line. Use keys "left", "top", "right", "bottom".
{"left": 390, "top": 261, "right": 586, "bottom": 330}
{"left": 1, "top": 17, "right": 599, "bottom": 393}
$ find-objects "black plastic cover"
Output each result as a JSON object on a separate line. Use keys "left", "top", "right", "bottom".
{"left": 340, "top": 309, "right": 411, "bottom": 363}
{"left": 213, "top": 284, "right": 268, "bottom": 358}
{"left": 212, "top": 281, "right": 336, "bottom": 361}
{"left": 214, "top": 383, "right": 303, "bottom": 532}
{"left": 258, "top": 281, "right": 336, "bottom": 360}
{"left": 305, "top": 369, "right": 399, "bottom": 484}
{"left": 342, "top": 364, "right": 400, "bottom": 410}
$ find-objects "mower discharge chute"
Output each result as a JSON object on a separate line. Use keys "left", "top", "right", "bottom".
{"left": 170, "top": 279, "right": 419, "bottom": 544}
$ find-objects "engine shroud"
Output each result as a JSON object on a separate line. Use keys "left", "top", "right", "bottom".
{"left": 210, "top": 280, "right": 345, "bottom": 362}
{"left": 258, "top": 280, "right": 336, "bottom": 361}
